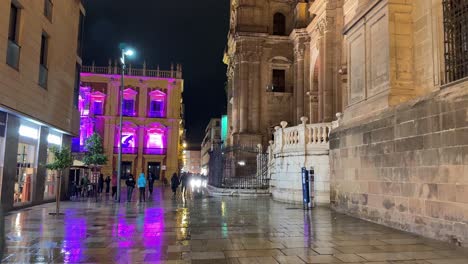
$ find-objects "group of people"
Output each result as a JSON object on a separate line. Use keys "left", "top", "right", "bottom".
{"left": 71, "top": 170, "right": 198, "bottom": 201}
{"left": 124, "top": 172, "right": 156, "bottom": 202}
{"left": 170, "top": 172, "right": 189, "bottom": 197}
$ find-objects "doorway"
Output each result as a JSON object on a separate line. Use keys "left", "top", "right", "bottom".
{"left": 147, "top": 162, "right": 161, "bottom": 181}
{"left": 121, "top": 161, "right": 132, "bottom": 179}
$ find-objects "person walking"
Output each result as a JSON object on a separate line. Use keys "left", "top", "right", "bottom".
{"left": 111, "top": 171, "right": 118, "bottom": 199}
{"left": 98, "top": 174, "right": 104, "bottom": 194}
{"left": 81, "top": 174, "right": 89, "bottom": 197}
{"left": 171, "top": 173, "right": 180, "bottom": 198}
{"left": 125, "top": 174, "right": 136, "bottom": 202}
{"left": 147, "top": 172, "right": 155, "bottom": 196}
{"left": 137, "top": 172, "right": 147, "bottom": 203}
{"left": 104, "top": 175, "right": 111, "bottom": 194}
{"left": 180, "top": 172, "right": 188, "bottom": 195}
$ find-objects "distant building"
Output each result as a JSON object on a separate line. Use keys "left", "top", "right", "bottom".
{"left": 200, "top": 118, "right": 221, "bottom": 175}
{"left": 75, "top": 62, "right": 184, "bottom": 181}
{"left": 182, "top": 149, "right": 201, "bottom": 174}
{"left": 0, "top": 1, "right": 85, "bottom": 211}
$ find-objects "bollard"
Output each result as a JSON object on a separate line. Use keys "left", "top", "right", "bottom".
{"left": 302, "top": 167, "right": 310, "bottom": 210}
{"left": 310, "top": 167, "right": 315, "bottom": 208}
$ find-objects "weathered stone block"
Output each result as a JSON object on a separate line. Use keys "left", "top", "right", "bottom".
{"left": 395, "top": 136, "right": 423, "bottom": 152}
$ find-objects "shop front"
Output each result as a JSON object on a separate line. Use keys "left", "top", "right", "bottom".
{"left": 0, "top": 110, "right": 70, "bottom": 211}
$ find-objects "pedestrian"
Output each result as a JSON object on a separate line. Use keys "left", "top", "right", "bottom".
{"left": 105, "top": 175, "right": 111, "bottom": 194}
{"left": 147, "top": 172, "right": 155, "bottom": 196}
{"left": 125, "top": 174, "right": 135, "bottom": 202}
{"left": 180, "top": 172, "right": 188, "bottom": 195}
{"left": 81, "top": 174, "right": 89, "bottom": 197}
{"left": 76, "top": 177, "right": 82, "bottom": 198}
{"left": 111, "top": 171, "right": 118, "bottom": 199}
{"left": 98, "top": 174, "right": 104, "bottom": 194}
{"left": 137, "top": 172, "right": 147, "bottom": 202}
{"left": 171, "top": 173, "right": 180, "bottom": 198}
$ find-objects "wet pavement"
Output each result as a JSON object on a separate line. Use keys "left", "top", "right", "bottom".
{"left": 2, "top": 186, "right": 468, "bottom": 264}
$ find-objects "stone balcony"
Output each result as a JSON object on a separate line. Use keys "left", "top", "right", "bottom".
{"left": 268, "top": 117, "right": 335, "bottom": 205}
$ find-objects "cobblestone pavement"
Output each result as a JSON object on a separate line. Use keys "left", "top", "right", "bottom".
{"left": 2, "top": 186, "right": 468, "bottom": 264}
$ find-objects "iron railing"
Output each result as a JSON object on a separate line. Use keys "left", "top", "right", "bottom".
{"left": 443, "top": 0, "right": 468, "bottom": 83}
{"left": 143, "top": 148, "right": 167, "bottom": 155}
{"left": 208, "top": 145, "right": 269, "bottom": 189}
{"left": 113, "top": 147, "right": 138, "bottom": 154}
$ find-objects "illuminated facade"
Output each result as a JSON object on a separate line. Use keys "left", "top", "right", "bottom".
{"left": 75, "top": 62, "right": 184, "bottom": 181}
{"left": 201, "top": 118, "right": 221, "bottom": 175}
{"left": 0, "top": 1, "right": 85, "bottom": 211}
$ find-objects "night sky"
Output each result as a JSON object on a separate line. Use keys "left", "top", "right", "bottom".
{"left": 82, "top": 0, "right": 229, "bottom": 145}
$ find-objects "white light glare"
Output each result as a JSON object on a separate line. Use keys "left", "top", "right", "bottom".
{"left": 19, "top": 125, "right": 38, "bottom": 139}
{"left": 47, "top": 134, "right": 62, "bottom": 146}
{"left": 124, "top": 49, "right": 134, "bottom": 56}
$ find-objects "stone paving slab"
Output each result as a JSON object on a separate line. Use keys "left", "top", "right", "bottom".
{"left": 1, "top": 187, "right": 468, "bottom": 263}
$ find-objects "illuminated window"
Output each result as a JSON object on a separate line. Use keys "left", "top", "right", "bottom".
{"left": 122, "top": 99, "right": 135, "bottom": 116}
{"left": 145, "top": 124, "right": 166, "bottom": 155}
{"left": 148, "top": 90, "right": 166, "bottom": 118}
{"left": 122, "top": 88, "right": 137, "bottom": 117}
{"left": 93, "top": 101, "right": 103, "bottom": 115}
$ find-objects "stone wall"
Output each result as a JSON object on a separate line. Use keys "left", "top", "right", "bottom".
{"left": 330, "top": 83, "right": 468, "bottom": 245}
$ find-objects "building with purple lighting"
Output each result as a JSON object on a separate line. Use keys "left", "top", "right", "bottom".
{"left": 74, "top": 62, "right": 184, "bottom": 181}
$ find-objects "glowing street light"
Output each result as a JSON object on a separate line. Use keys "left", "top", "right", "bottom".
{"left": 116, "top": 47, "right": 135, "bottom": 203}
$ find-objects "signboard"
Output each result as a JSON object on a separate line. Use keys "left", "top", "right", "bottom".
{"left": 221, "top": 115, "right": 228, "bottom": 143}
{"left": 161, "top": 165, "right": 166, "bottom": 171}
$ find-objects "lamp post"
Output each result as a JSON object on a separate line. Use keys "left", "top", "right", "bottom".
{"left": 116, "top": 48, "right": 134, "bottom": 203}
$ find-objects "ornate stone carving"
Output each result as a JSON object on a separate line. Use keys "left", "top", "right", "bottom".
{"left": 315, "top": 17, "right": 335, "bottom": 36}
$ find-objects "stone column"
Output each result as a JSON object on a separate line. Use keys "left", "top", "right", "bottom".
{"left": 35, "top": 126, "right": 49, "bottom": 204}
{"left": 232, "top": 56, "right": 240, "bottom": 134}
{"left": 318, "top": 35, "right": 325, "bottom": 122}
{"left": 295, "top": 46, "right": 305, "bottom": 123}
{"left": 250, "top": 53, "right": 261, "bottom": 133}
{"left": 322, "top": 18, "right": 335, "bottom": 122}
{"left": 239, "top": 53, "right": 249, "bottom": 133}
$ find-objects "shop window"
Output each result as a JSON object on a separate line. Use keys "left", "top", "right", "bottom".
{"left": 443, "top": 0, "right": 468, "bottom": 83}
{"left": 7, "top": 3, "right": 20, "bottom": 69}
{"left": 273, "top": 13, "right": 286, "bottom": 35}
{"left": 15, "top": 124, "right": 40, "bottom": 205}
{"left": 272, "top": 69, "right": 286, "bottom": 92}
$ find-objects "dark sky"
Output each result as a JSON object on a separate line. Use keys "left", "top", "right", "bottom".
{"left": 82, "top": 0, "right": 229, "bottom": 145}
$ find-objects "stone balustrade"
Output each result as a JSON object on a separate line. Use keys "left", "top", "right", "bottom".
{"left": 82, "top": 61, "right": 183, "bottom": 79}
{"left": 268, "top": 116, "right": 335, "bottom": 206}
{"left": 270, "top": 117, "right": 332, "bottom": 156}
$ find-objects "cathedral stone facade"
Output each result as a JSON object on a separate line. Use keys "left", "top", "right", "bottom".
{"left": 226, "top": 0, "right": 468, "bottom": 245}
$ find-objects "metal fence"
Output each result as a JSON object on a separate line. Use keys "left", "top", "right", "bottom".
{"left": 208, "top": 145, "right": 269, "bottom": 189}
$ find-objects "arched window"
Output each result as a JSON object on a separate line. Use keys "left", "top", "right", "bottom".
{"left": 273, "top": 13, "right": 286, "bottom": 35}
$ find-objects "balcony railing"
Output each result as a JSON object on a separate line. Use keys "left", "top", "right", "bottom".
{"left": 38, "top": 64, "right": 48, "bottom": 88}
{"left": 82, "top": 62, "right": 183, "bottom": 79}
{"left": 148, "top": 111, "right": 166, "bottom": 118}
{"left": 6, "top": 40, "right": 20, "bottom": 69}
{"left": 143, "top": 148, "right": 167, "bottom": 155}
{"left": 114, "top": 147, "right": 138, "bottom": 154}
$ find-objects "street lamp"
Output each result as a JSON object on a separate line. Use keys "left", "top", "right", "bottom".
{"left": 116, "top": 47, "right": 134, "bottom": 203}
